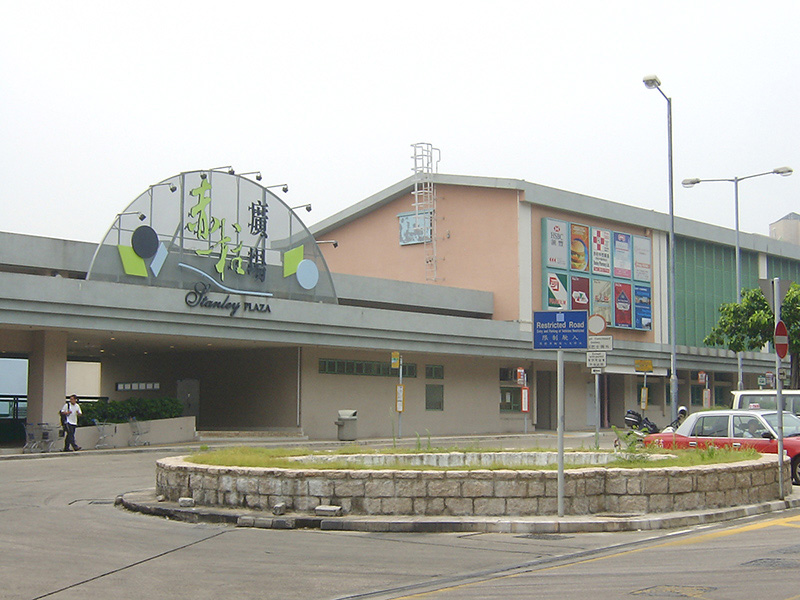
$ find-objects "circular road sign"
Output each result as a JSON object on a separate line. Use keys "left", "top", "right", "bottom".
{"left": 775, "top": 320, "right": 789, "bottom": 359}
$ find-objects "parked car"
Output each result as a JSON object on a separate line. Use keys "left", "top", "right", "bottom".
{"left": 731, "top": 390, "right": 800, "bottom": 417}
{"left": 644, "top": 409, "right": 800, "bottom": 484}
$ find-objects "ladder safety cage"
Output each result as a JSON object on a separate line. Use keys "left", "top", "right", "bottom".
{"left": 411, "top": 142, "right": 441, "bottom": 281}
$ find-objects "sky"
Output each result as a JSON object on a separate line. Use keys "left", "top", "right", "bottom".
{"left": 2, "top": 1, "right": 799, "bottom": 244}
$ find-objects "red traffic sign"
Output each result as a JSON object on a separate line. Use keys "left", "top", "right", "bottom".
{"left": 775, "top": 320, "right": 789, "bottom": 359}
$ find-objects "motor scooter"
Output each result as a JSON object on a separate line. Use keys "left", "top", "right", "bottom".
{"left": 615, "top": 406, "right": 688, "bottom": 449}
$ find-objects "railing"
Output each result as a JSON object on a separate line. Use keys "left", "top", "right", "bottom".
{"left": 0, "top": 395, "right": 27, "bottom": 420}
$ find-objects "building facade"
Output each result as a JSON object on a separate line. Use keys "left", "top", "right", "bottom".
{"left": 1, "top": 167, "right": 799, "bottom": 440}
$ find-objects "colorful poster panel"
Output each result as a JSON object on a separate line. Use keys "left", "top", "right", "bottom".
{"left": 591, "top": 227, "right": 611, "bottom": 276}
{"left": 613, "top": 232, "right": 632, "bottom": 278}
{"left": 634, "top": 284, "right": 652, "bottom": 330}
{"left": 634, "top": 235, "right": 652, "bottom": 282}
{"left": 570, "top": 224, "right": 590, "bottom": 272}
{"left": 544, "top": 219, "right": 568, "bottom": 270}
{"left": 592, "top": 278, "right": 612, "bottom": 325}
{"left": 546, "top": 271, "right": 569, "bottom": 309}
{"left": 614, "top": 281, "right": 632, "bottom": 328}
{"left": 570, "top": 275, "right": 590, "bottom": 311}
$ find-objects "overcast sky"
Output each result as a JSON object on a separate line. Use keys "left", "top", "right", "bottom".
{"left": 2, "top": 1, "right": 799, "bottom": 244}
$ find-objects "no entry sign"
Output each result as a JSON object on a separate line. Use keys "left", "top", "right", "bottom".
{"left": 775, "top": 320, "right": 789, "bottom": 359}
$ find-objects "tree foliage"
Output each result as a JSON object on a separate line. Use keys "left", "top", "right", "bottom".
{"left": 705, "top": 285, "right": 800, "bottom": 389}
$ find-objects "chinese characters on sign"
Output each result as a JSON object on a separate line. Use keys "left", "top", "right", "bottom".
{"left": 533, "top": 310, "right": 588, "bottom": 350}
{"left": 185, "top": 177, "right": 271, "bottom": 283}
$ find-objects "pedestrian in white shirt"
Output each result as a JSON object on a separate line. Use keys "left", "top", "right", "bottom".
{"left": 60, "top": 394, "right": 82, "bottom": 451}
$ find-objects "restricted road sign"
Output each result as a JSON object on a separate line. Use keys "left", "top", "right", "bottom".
{"left": 586, "top": 351, "right": 607, "bottom": 368}
{"left": 775, "top": 320, "right": 789, "bottom": 359}
{"left": 533, "top": 310, "right": 588, "bottom": 350}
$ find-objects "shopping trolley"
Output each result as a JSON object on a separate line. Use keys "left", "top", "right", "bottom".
{"left": 93, "top": 419, "right": 113, "bottom": 449}
{"left": 23, "top": 423, "right": 41, "bottom": 453}
{"left": 128, "top": 417, "right": 150, "bottom": 446}
{"left": 38, "top": 423, "right": 59, "bottom": 452}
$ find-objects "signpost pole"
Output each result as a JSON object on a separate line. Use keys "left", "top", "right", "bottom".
{"left": 594, "top": 372, "right": 600, "bottom": 449}
{"left": 533, "top": 309, "right": 587, "bottom": 519}
{"left": 773, "top": 278, "right": 785, "bottom": 499}
{"left": 557, "top": 348, "right": 565, "bottom": 517}
{"left": 398, "top": 355, "right": 403, "bottom": 439}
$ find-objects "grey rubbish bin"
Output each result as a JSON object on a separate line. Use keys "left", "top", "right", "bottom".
{"left": 335, "top": 410, "right": 357, "bottom": 441}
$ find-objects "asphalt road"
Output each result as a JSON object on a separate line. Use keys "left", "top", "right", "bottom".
{"left": 4, "top": 447, "right": 800, "bottom": 600}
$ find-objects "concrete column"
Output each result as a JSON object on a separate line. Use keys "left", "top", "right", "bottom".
{"left": 27, "top": 330, "right": 68, "bottom": 424}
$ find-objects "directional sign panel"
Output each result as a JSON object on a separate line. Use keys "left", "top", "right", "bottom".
{"left": 586, "top": 351, "right": 607, "bottom": 368}
{"left": 533, "top": 310, "right": 588, "bottom": 350}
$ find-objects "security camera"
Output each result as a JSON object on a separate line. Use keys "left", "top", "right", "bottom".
{"left": 169, "top": 184, "right": 177, "bottom": 192}
{"left": 282, "top": 185, "right": 289, "bottom": 193}
{"left": 138, "top": 213, "right": 146, "bottom": 221}
{"left": 332, "top": 241, "right": 338, "bottom": 248}
{"left": 255, "top": 173, "right": 262, "bottom": 181}
{"left": 305, "top": 204, "right": 312, "bottom": 212}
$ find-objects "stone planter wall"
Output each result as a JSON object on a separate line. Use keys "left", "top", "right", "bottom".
{"left": 156, "top": 452, "right": 790, "bottom": 516}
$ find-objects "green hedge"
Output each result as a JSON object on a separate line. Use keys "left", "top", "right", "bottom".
{"left": 78, "top": 397, "right": 183, "bottom": 426}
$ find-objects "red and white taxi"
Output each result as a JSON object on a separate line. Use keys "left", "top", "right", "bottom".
{"left": 644, "top": 409, "right": 800, "bottom": 484}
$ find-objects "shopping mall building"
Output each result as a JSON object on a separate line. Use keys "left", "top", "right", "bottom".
{"left": 2, "top": 157, "right": 799, "bottom": 440}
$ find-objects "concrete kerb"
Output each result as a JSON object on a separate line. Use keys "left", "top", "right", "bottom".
{"left": 118, "top": 488, "right": 800, "bottom": 533}
{"left": 9, "top": 430, "right": 800, "bottom": 533}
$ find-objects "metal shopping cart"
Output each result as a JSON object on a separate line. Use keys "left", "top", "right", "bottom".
{"left": 23, "top": 423, "right": 41, "bottom": 453}
{"left": 93, "top": 419, "right": 113, "bottom": 449}
{"left": 38, "top": 423, "right": 59, "bottom": 452}
{"left": 128, "top": 417, "right": 150, "bottom": 446}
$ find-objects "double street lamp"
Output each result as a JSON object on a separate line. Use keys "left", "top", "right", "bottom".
{"left": 643, "top": 75, "right": 679, "bottom": 422}
{"left": 682, "top": 167, "right": 793, "bottom": 390}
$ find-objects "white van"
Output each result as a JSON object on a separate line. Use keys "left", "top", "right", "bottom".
{"left": 731, "top": 390, "right": 800, "bottom": 416}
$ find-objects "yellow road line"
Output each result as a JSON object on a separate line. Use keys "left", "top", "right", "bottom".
{"left": 390, "top": 513, "right": 800, "bottom": 599}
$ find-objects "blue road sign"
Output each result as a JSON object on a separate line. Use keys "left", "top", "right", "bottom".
{"left": 533, "top": 310, "right": 588, "bottom": 350}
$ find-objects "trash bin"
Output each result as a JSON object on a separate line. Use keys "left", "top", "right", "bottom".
{"left": 335, "top": 409, "right": 357, "bottom": 441}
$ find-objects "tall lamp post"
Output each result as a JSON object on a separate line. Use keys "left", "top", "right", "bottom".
{"left": 644, "top": 75, "right": 679, "bottom": 422}
{"left": 682, "top": 167, "right": 793, "bottom": 390}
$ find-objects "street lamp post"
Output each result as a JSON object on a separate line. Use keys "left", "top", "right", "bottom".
{"left": 644, "top": 75, "right": 679, "bottom": 422}
{"left": 682, "top": 167, "right": 793, "bottom": 390}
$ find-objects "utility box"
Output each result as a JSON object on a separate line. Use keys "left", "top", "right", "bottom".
{"left": 335, "top": 410, "right": 357, "bottom": 441}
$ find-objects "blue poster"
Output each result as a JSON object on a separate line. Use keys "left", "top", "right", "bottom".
{"left": 634, "top": 285, "right": 652, "bottom": 330}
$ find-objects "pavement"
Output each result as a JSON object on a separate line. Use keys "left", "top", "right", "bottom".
{"left": 6, "top": 428, "right": 800, "bottom": 534}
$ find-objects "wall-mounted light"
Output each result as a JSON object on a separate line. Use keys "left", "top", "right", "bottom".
{"left": 266, "top": 183, "right": 289, "bottom": 193}
{"left": 150, "top": 182, "right": 177, "bottom": 193}
{"left": 317, "top": 239, "right": 339, "bottom": 248}
{"left": 117, "top": 211, "right": 147, "bottom": 221}
{"left": 291, "top": 203, "right": 312, "bottom": 212}
{"left": 239, "top": 171, "right": 263, "bottom": 181}
{"left": 210, "top": 166, "right": 235, "bottom": 174}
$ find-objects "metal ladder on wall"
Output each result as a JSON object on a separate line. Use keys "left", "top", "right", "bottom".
{"left": 411, "top": 142, "right": 441, "bottom": 281}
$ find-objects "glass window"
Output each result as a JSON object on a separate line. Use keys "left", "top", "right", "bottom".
{"left": 426, "top": 384, "right": 444, "bottom": 410}
{"left": 500, "top": 387, "right": 521, "bottom": 412}
{"left": 426, "top": 365, "right": 444, "bottom": 380}
{"left": 732, "top": 415, "right": 767, "bottom": 438}
{"left": 690, "top": 415, "right": 730, "bottom": 437}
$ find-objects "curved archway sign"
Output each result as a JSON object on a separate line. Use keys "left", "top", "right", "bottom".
{"left": 87, "top": 170, "right": 337, "bottom": 311}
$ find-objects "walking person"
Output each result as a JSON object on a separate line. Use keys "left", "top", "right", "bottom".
{"left": 60, "top": 394, "right": 82, "bottom": 451}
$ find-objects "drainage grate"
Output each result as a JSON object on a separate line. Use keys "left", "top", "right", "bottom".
{"left": 741, "top": 558, "right": 800, "bottom": 569}
{"left": 631, "top": 585, "right": 716, "bottom": 597}
{"left": 516, "top": 533, "right": 574, "bottom": 540}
